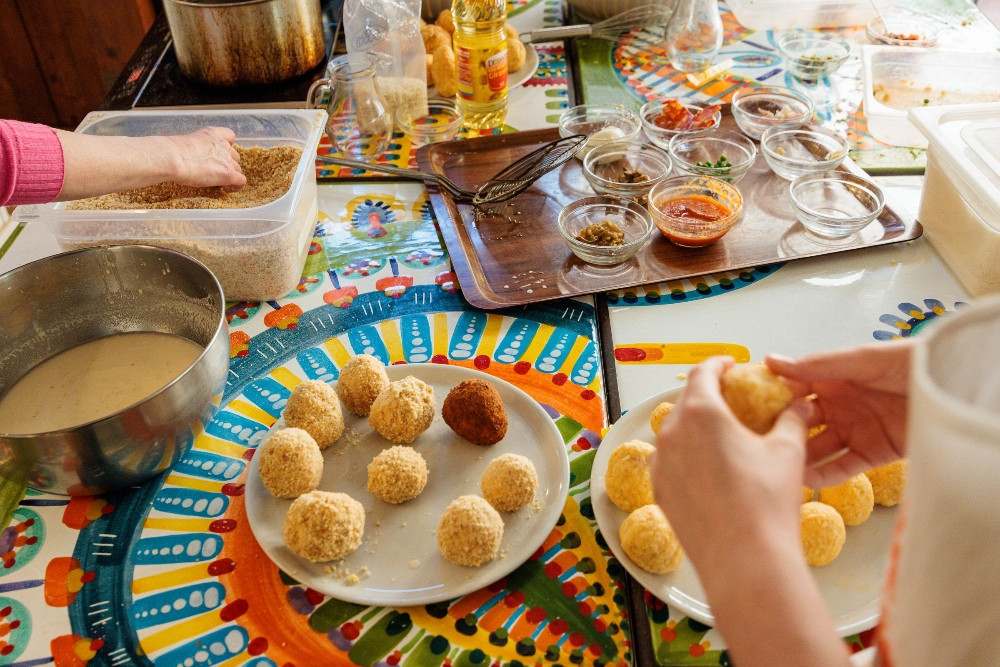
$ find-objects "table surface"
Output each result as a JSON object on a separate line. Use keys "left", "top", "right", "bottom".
{"left": 0, "top": 1, "right": 993, "bottom": 665}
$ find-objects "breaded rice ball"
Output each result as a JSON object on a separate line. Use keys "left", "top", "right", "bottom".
{"left": 620, "top": 504, "right": 685, "bottom": 574}
{"left": 802, "top": 486, "right": 815, "bottom": 504}
{"left": 481, "top": 453, "right": 537, "bottom": 511}
{"left": 720, "top": 363, "right": 794, "bottom": 434}
{"left": 800, "top": 501, "right": 846, "bottom": 566}
{"left": 283, "top": 490, "right": 365, "bottom": 562}
{"left": 649, "top": 400, "right": 674, "bottom": 435}
{"left": 337, "top": 354, "right": 390, "bottom": 416}
{"left": 437, "top": 495, "right": 504, "bottom": 566}
{"left": 284, "top": 380, "right": 344, "bottom": 450}
{"left": 367, "top": 445, "right": 428, "bottom": 504}
{"left": 443, "top": 379, "right": 508, "bottom": 446}
{"left": 605, "top": 440, "right": 656, "bottom": 512}
{"left": 368, "top": 376, "right": 435, "bottom": 444}
{"left": 865, "top": 460, "right": 907, "bottom": 507}
{"left": 258, "top": 427, "right": 323, "bottom": 498}
{"left": 818, "top": 473, "right": 875, "bottom": 526}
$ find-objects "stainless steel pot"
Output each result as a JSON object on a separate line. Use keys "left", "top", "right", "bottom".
{"left": 163, "top": 0, "right": 326, "bottom": 86}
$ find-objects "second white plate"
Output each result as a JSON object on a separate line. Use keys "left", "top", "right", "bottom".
{"left": 592, "top": 388, "right": 896, "bottom": 636}
{"left": 245, "top": 362, "right": 569, "bottom": 606}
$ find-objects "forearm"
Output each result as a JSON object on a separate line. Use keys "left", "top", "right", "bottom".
{"left": 701, "top": 528, "right": 851, "bottom": 667}
{"left": 55, "top": 130, "right": 179, "bottom": 201}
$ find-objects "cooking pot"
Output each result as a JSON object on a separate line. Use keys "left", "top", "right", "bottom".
{"left": 163, "top": 0, "right": 326, "bottom": 86}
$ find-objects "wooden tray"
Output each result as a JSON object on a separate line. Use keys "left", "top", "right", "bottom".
{"left": 417, "top": 122, "right": 922, "bottom": 310}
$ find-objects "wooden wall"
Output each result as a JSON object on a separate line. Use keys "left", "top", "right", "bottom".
{"left": 0, "top": 0, "right": 155, "bottom": 129}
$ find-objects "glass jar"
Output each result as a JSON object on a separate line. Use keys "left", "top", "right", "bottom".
{"left": 664, "top": 0, "right": 724, "bottom": 73}
{"left": 307, "top": 52, "right": 393, "bottom": 162}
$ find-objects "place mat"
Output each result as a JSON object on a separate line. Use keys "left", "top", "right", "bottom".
{"left": 417, "top": 121, "right": 922, "bottom": 311}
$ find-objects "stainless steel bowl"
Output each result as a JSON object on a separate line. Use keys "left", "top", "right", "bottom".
{"left": 0, "top": 246, "right": 228, "bottom": 495}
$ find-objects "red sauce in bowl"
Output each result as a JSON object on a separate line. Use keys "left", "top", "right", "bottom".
{"left": 655, "top": 194, "right": 734, "bottom": 246}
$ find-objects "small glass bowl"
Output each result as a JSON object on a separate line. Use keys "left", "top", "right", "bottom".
{"left": 788, "top": 171, "right": 885, "bottom": 239}
{"left": 731, "top": 86, "right": 815, "bottom": 141}
{"left": 777, "top": 32, "right": 851, "bottom": 80}
{"left": 558, "top": 104, "right": 642, "bottom": 160}
{"left": 668, "top": 130, "right": 757, "bottom": 184}
{"left": 647, "top": 175, "right": 744, "bottom": 247}
{"left": 582, "top": 141, "right": 673, "bottom": 203}
{"left": 866, "top": 15, "right": 940, "bottom": 47}
{"left": 558, "top": 197, "right": 653, "bottom": 265}
{"left": 639, "top": 99, "right": 722, "bottom": 150}
{"left": 760, "top": 124, "right": 850, "bottom": 181}
{"left": 396, "top": 98, "right": 463, "bottom": 145}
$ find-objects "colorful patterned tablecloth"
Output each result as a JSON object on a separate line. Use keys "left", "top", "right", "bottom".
{"left": 575, "top": 0, "right": 1000, "bottom": 172}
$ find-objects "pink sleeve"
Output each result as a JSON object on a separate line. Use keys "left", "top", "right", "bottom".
{"left": 0, "top": 120, "right": 66, "bottom": 206}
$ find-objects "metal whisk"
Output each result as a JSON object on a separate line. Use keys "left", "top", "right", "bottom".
{"left": 316, "top": 134, "right": 586, "bottom": 206}
{"left": 519, "top": 4, "right": 674, "bottom": 44}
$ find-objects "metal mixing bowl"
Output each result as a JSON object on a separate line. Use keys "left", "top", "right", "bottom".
{"left": 0, "top": 245, "right": 228, "bottom": 495}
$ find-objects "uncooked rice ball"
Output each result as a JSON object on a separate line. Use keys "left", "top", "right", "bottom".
{"left": 800, "top": 501, "right": 846, "bottom": 566}
{"left": 367, "top": 445, "right": 429, "bottom": 504}
{"left": 620, "top": 504, "right": 684, "bottom": 574}
{"left": 865, "top": 460, "right": 907, "bottom": 506}
{"left": 368, "top": 376, "right": 435, "bottom": 444}
{"left": 818, "top": 473, "right": 875, "bottom": 526}
{"left": 605, "top": 440, "right": 655, "bottom": 512}
{"left": 480, "top": 453, "right": 538, "bottom": 511}
{"left": 337, "top": 354, "right": 390, "bottom": 416}
{"left": 802, "top": 486, "right": 815, "bottom": 504}
{"left": 720, "top": 363, "right": 794, "bottom": 434}
{"left": 283, "top": 490, "right": 365, "bottom": 562}
{"left": 284, "top": 380, "right": 344, "bottom": 449}
{"left": 442, "top": 379, "right": 508, "bottom": 446}
{"left": 258, "top": 427, "right": 323, "bottom": 498}
{"left": 437, "top": 495, "right": 504, "bottom": 567}
{"left": 649, "top": 400, "right": 674, "bottom": 435}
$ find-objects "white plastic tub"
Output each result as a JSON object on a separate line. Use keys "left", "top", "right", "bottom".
{"left": 13, "top": 109, "right": 326, "bottom": 302}
{"left": 863, "top": 46, "right": 1000, "bottom": 148}
{"left": 728, "top": 0, "right": 875, "bottom": 30}
{"left": 909, "top": 103, "right": 1000, "bottom": 296}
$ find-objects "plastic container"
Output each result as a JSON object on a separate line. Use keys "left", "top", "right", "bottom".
{"left": 862, "top": 46, "right": 1000, "bottom": 148}
{"left": 910, "top": 103, "right": 1000, "bottom": 296}
{"left": 727, "top": 0, "right": 875, "bottom": 30}
{"left": 13, "top": 109, "right": 326, "bottom": 302}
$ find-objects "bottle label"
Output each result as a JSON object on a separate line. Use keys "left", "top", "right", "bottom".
{"left": 456, "top": 43, "right": 508, "bottom": 102}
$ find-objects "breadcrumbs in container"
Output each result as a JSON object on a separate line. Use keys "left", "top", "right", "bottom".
{"left": 16, "top": 109, "right": 327, "bottom": 302}
{"left": 283, "top": 490, "right": 365, "bottom": 562}
{"left": 604, "top": 439, "right": 656, "bottom": 512}
{"left": 620, "top": 504, "right": 684, "bottom": 574}
{"left": 480, "top": 453, "right": 537, "bottom": 511}
{"left": 437, "top": 495, "right": 504, "bottom": 567}
{"left": 367, "top": 445, "right": 429, "bottom": 504}
{"left": 284, "top": 380, "right": 344, "bottom": 450}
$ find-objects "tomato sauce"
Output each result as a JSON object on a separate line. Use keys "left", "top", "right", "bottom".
{"left": 656, "top": 194, "right": 733, "bottom": 247}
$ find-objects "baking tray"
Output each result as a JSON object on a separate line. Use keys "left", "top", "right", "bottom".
{"left": 417, "top": 121, "right": 922, "bottom": 310}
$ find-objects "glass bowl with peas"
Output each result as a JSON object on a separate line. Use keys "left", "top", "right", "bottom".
{"left": 667, "top": 130, "right": 757, "bottom": 184}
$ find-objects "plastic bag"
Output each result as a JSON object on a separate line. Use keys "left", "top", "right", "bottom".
{"left": 343, "top": 0, "right": 427, "bottom": 118}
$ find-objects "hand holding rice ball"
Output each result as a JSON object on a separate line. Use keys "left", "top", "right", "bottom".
{"left": 720, "top": 363, "right": 794, "bottom": 434}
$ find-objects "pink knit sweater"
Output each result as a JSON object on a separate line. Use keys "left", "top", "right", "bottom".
{"left": 0, "top": 120, "right": 65, "bottom": 206}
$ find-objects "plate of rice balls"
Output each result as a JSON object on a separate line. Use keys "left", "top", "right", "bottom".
{"left": 244, "top": 357, "right": 570, "bottom": 606}
{"left": 591, "top": 363, "right": 905, "bottom": 636}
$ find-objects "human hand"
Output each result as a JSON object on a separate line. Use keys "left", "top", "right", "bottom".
{"left": 166, "top": 127, "right": 246, "bottom": 191}
{"left": 766, "top": 339, "right": 912, "bottom": 489}
{"left": 651, "top": 356, "right": 810, "bottom": 576}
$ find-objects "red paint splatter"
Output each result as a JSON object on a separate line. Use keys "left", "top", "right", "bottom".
{"left": 588, "top": 644, "right": 603, "bottom": 657}
{"left": 81, "top": 571, "right": 96, "bottom": 584}
{"left": 474, "top": 355, "right": 491, "bottom": 369}
{"left": 549, "top": 619, "right": 569, "bottom": 636}
{"left": 304, "top": 589, "right": 325, "bottom": 606}
{"left": 544, "top": 562, "right": 563, "bottom": 578}
{"left": 222, "top": 483, "right": 245, "bottom": 496}
{"left": 578, "top": 600, "right": 594, "bottom": 616}
{"left": 569, "top": 632, "right": 586, "bottom": 647}
{"left": 242, "top": 449, "right": 256, "bottom": 462}
{"left": 552, "top": 373, "right": 567, "bottom": 386}
{"left": 561, "top": 581, "right": 577, "bottom": 597}
{"left": 90, "top": 638, "right": 105, "bottom": 651}
{"left": 580, "top": 389, "right": 597, "bottom": 400}
{"left": 614, "top": 347, "right": 647, "bottom": 362}
{"left": 341, "top": 622, "right": 360, "bottom": 640}
{"left": 690, "top": 643, "right": 706, "bottom": 658}
{"left": 661, "top": 627, "right": 677, "bottom": 642}
{"left": 208, "top": 559, "right": 236, "bottom": 576}
{"left": 504, "top": 591, "right": 526, "bottom": 607}
{"left": 514, "top": 361, "right": 531, "bottom": 374}
{"left": 209, "top": 519, "right": 237, "bottom": 533}
{"left": 592, "top": 618, "right": 607, "bottom": 633}
{"left": 575, "top": 436, "right": 592, "bottom": 451}
{"left": 525, "top": 607, "right": 546, "bottom": 624}
{"left": 432, "top": 355, "right": 450, "bottom": 364}
{"left": 220, "top": 599, "right": 248, "bottom": 621}
{"left": 248, "top": 637, "right": 268, "bottom": 655}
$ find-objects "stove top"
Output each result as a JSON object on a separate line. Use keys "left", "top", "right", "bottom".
{"left": 101, "top": 0, "right": 343, "bottom": 111}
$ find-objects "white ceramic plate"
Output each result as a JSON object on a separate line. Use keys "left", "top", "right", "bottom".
{"left": 592, "top": 388, "right": 896, "bottom": 636}
{"left": 245, "top": 363, "right": 569, "bottom": 606}
{"left": 428, "top": 46, "right": 538, "bottom": 98}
